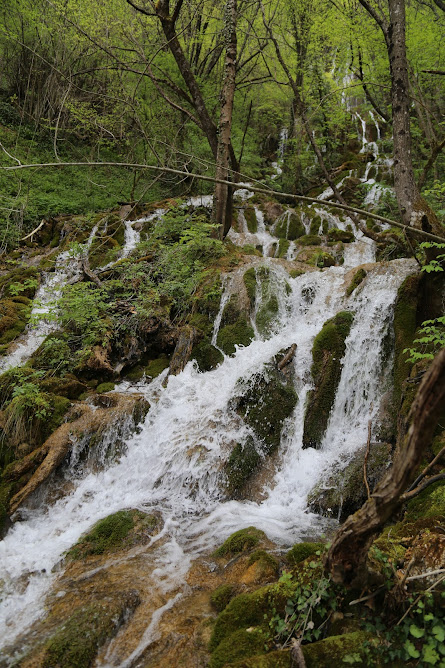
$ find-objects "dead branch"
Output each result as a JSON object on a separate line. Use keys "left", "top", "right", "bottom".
{"left": 406, "top": 445, "right": 445, "bottom": 492}
{"left": 21, "top": 219, "right": 45, "bottom": 241}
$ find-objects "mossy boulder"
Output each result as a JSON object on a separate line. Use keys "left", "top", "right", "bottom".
{"left": 213, "top": 526, "right": 266, "bottom": 558}
{"left": 302, "top": 631, "right": 371, "bottom": 667}
{"left": 303, "top": 311, "right": 354, "bottom": 449}
{"left": 210, "top": 628, "right": 266, "bottom": 668}
{"left": 244, "top": 206, "right": 258, "bottom": 233}
{"left": 286, "top": 541, "right": 325, "bottom": 565}
{"left": 274, "top": 211, "right": 305, "bottom": 240}
{"left": 243, "top": 268, "right": 257, "bottom": 305}
{"left": 67, "top": 509, "right": 159, "bottom": 560}
{"left": 233, "top": 365, "right": 298, "bottom": 454}
{"left": 327, "top": 228, "right": 354, "bottom": 243}
{"left": 0, "top": 297, "right": 31, "bottom": 346}
{"left": 308, "top": 442, "right": 392, "bottom": 520}
{"left": 146, "top": 355, "right": 170, "bottom": 378}
{"left": 224, "top": 649, "right": 291, "bottom": 667}
{"left": 277, "top": 239, "right": 290, "bottom": 258}
{"left": 192, "top": 339, "right": 224, "bottom": 371}
{"left": 41, "top": 592, "right": 140, "bottom": 668}
{"left": 225, "top": 436, "right": 262, "bottom": 497}
{"left": 216, "top": 292, "right": 254, "bottom": 355}
{"left": 297, "top": 234, "right": 322, "bottom": 247}
{"left": 217, "top": 320, "right": 255, "bottom": 355}
{"left": 256, "top": 294, "right": 279, "bottom": 338}
{"left": 346, "top": 268, "right": 367, "bottom": 297}
{"left": 96, "top": 382, "right": 115, "bottom": 393}
{"left": 211, "top": 584, "right": 239, "bottom": 612}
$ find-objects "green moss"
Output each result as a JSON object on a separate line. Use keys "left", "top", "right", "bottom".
{"left": 286, "top": 542, "right": 325, "bottom": 565}
{"left": 235, "top": 367, "right": 298, "bottom": 454}
{"left": 67, "top": 509, "right": 157, "bottom": 559}
{"left": 289, "top": 269, "right": 304, "bottom": 279}
{"left": 192, "top": 339, "right": 224, "bottom": 372}
{"left": 210, "top": 628, "right": 266, "bottom": 668}
{"left": 302, "top": 631, "right": 370, "bottom": 667}
{"left": 275, "top": 212, "right": 305, "bottom": 240}
{"left": 327, "top": 228, "right": 354, "bottom": 243}
{"left": 244, "top": 206, "right": 258, "bottom": 233}
{"left": 346, "top": 268, "right": 367, "bottom": 297}
{"left": 256, "top": 295, "right": 279, "bottom": 338}
{"left": 145, "top": 355, "right": 170, "bottom": 378}
{"left": 243, "top": 268, "right": 257, "bottom": 304}
{"left": 96, "top": 382, "right": 115, "bottom": 393}
{"left": 297, "top": 235, "right": 322, "bottom": 246}
{"left": 308, "top": 251, "right": 335, "bottom": 268}
{"left": 209, "top": 586, "right": 270, "bottom": 650}
{"left": 0, "top": 481, "right": 14, "bottom": 535}
{"left": 392, "top": 274, "right": 421, "bottom": 404}
{"left": 303, "top": 311, "right": 354, "bottom": 448}
{"left": 248, "top": 549, "right": 279, "bottom": 573}
{"left": 42, "top": 594, "right": 140, "bottom": 668}
{"left": 224, "top": 649, "right": 291, "bottom": 667}
{"left": 43, "top": 395, "right": 72, "bottom": 440}
{"left": 217, "top": 320, "right": 255, "bottom": 355}
{"left": 225, "top": 437, "right": 262, "bottom": 497}
{"left": 213, "top": 527, "right": 266, "bottom": 558}
{"left": 276, "top": 239, "right": 289, "bottom": 258}
{"left": 310, "top": 217, "right": 321, "bottom": 236}
{"left": 405, "top": 479, "right": 445, "bottom": 521}
{"left": 211, "top": 584, "right": 238, "bottom": 612}
{"left": 0, "top": 297, "right": 31, "bottom": 345}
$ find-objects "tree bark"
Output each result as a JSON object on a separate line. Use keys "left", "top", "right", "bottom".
{"left": 324, "top": 348, "right": 445, "bottom": 588}
{"left": 213, "top": 0, "right": 238, "bottom": 239}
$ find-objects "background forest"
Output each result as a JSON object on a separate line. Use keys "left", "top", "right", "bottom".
{"left": 0, "top": 0, "right": 444, "bottom": 246}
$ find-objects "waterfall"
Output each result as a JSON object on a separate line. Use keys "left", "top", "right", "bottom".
{"left": 0, "top": 242, "right": 417, "bottom": 657}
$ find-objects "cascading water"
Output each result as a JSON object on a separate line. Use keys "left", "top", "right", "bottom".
{"left": 0, "top": 119, "right": 418, "bottom": 664}
{"left": 0, "top": 234, "right": 417, "bottom": 661}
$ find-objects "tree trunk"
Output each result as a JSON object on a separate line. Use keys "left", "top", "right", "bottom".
{"left": 324, "top": 348, "right": 445, "bottom": 588}
{"left": 213, "top": 0, "right": 238, "bottom": 239}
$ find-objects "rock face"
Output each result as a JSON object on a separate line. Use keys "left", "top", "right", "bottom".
{"left": 2, "top": 393, "right": 150, "bottom": 520}
{"left": 308, "top": 441, "right": 393, "bottom": 521}
{"left": 303, "top": 311, "right": 354, "bottom": 449}
{"left": 225, "top": 352, "right": 298, "bottom": 497}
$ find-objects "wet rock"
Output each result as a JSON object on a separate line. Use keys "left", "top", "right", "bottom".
{"left": 303, "top": 311, "right": 354, "bottom": 449}
{"left": 327, "top": 228, "right": 354, "bottom": 243}
{"left": 169, "top": 325, "right": 200, "bottom": 375}
{"left": 191, "top": 339, "right": 224, "bottom": 372}
{"left": 308, "top": 442, "right": 392, "bottom": 520}
{"left": 225, "top": 363, "right": 298, "bottom": 496}
{"left": 262, "top": 201, "right": 284, "bottom": 225}
{"left": 346, "top": 267, "right": 367, "bottom": 297}
{"left": 5, "top": 393, "right": 150, "bottom": 516}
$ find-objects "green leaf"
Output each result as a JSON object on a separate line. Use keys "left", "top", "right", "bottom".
{"left": 422, "top": 644, "right": 440, "bottom": 665}
{"left": 404, "top": 640, "right": 420, "bottom": 659}
{"left": 410, "top": 624, "right": 425, "bottom": 638}
{"left": 432, "top": 625, "right": 445, "bottom": 643}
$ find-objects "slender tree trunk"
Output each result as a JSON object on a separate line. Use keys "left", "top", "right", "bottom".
{"left": 213, "top": 0, "right": 238, "bottom": 239}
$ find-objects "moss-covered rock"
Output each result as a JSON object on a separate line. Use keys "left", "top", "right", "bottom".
{"left": 209, "top": 628, "right": 266, "bottom": 668}
{"left": 346, "top": 268, "right": 367, "bottom": 297}
{"left": 67, "top": 509, "right": 159, "bottom": 560}
{"left": 225, "top": 437, "right": 262, "bottom": 497}
{"left": 308, "top": 442, "right": 392, "bottom": 520}
{"left": 145, "top": 355, "right": 170, "bottom": 378}
{"left": 286, "top": 541, "right": 325, "bottom": 566}
{"left": 224, "top": 649, "right": 291, "bottom": 667}
{"left": 41, "top": 592, "right": 140, "bottom": 668}
{"left": 274, "top": 211, "right": 305, "bottom": 241}
{"left": 327, "top": 228, "right": 354, "bottom": 243}
{"left": 234, "top": 365, "right": 298, "bottom": 455}
{"left": 217, "top": 320, "right": 255, "bottom": 355}
{"left": 303, "top": 311, "right": 354, "bottom": 448}
{"left": 0, "top": 297, "right": 31, "bottom": 346}
{"left": 213, "top": 527, "right": 266, "bottom": 558}
{"left": 256, "top": 295, "right": 279, "bottom": 338}
{"left": 192, "top": 339, "right": 224, "bottom": 371}
{"left": 302, "top": 631, "right": 371, "bottom": 667}
{"left": 243, "top": 268, "right": 257, "bottom": 305}
{"left": 244, "top": 206, "right": 258, "bottom": 234}
{"left": 211, "top": 584, "right": 239, "bottom": 612}
{"left": 96, "top": 382, "right": 115, "bottom": 393}
{"left": 297, "top": 234, "right": 322, "bottom": 246}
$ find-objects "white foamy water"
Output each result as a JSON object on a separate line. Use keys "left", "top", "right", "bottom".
{"left": 0, "top": 226, "right": 98, "bottom": 373}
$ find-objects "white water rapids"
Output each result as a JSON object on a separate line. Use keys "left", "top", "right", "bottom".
{"left": 0, "top": 115, "right": 418, "bottom": 664}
